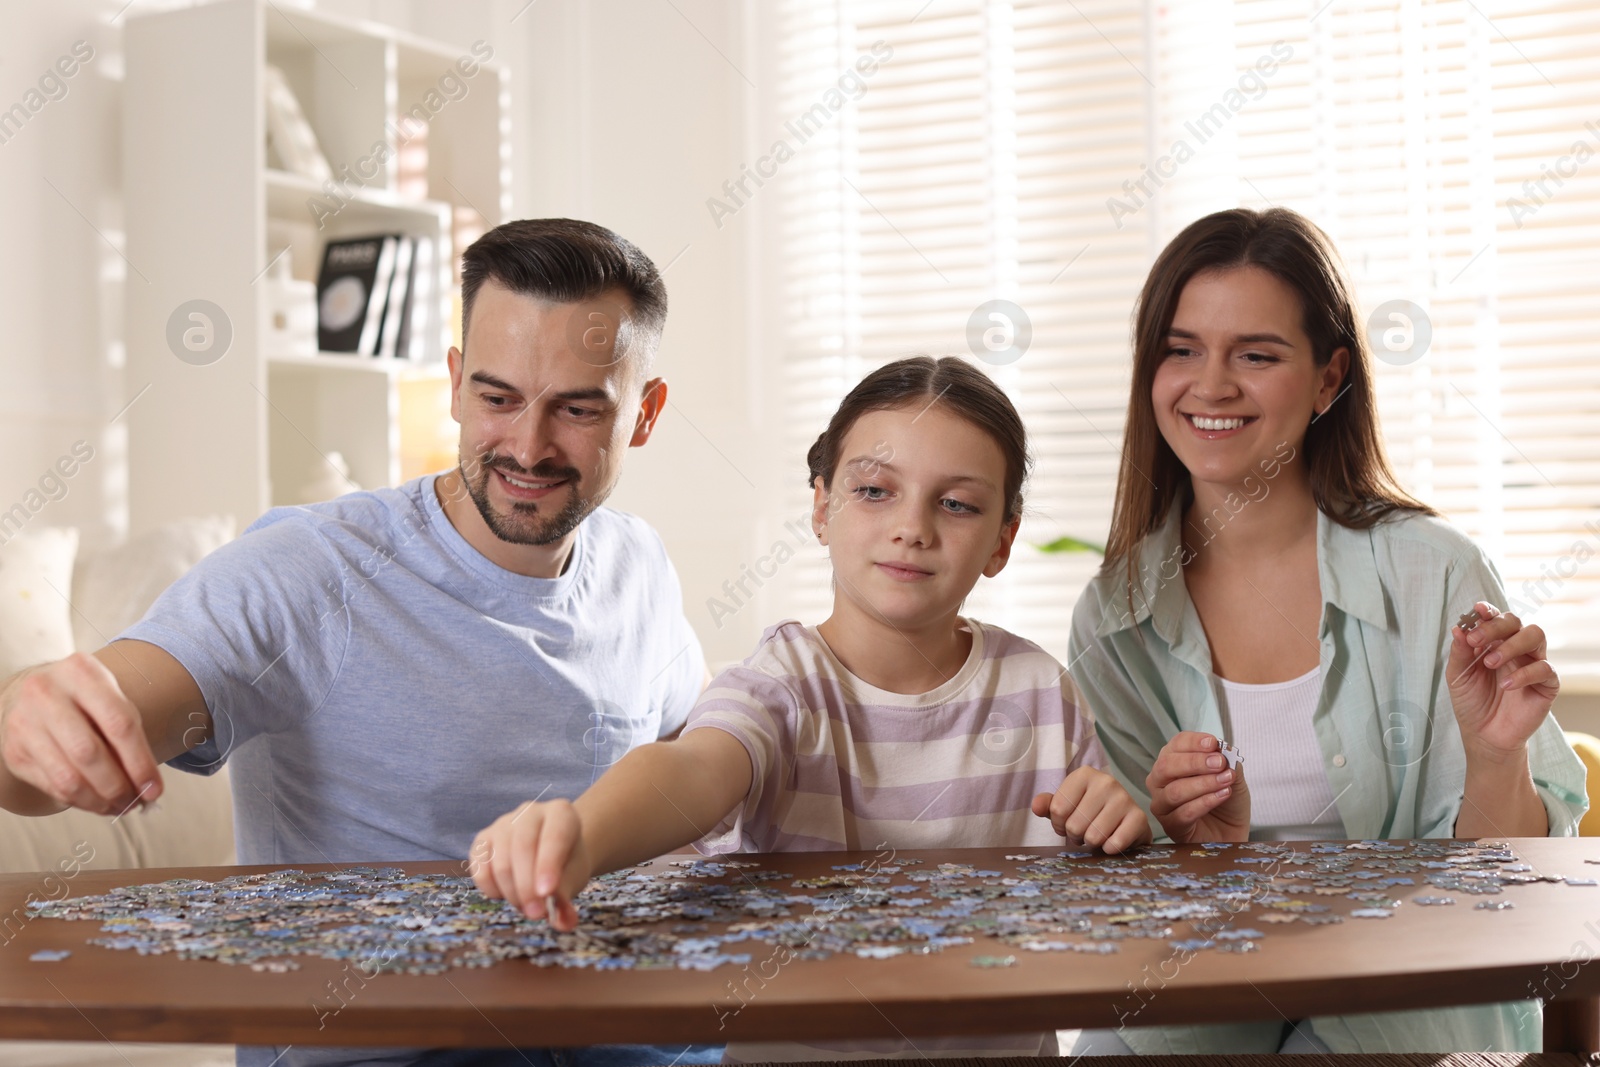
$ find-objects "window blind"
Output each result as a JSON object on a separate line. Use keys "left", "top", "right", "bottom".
{"left": 763, "top": 0, "right": 1600, "bottom": 664}
{"left": 765, "top": 0, "right": 1153, "bottom": 658}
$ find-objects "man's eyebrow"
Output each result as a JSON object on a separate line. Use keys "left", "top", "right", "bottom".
{"left": 468, "top": 374, "right": 613, "bottom": 404}
{"left": 551, "top": 387, "right": 614, "bottom": 403}
{"left": 1168, "top": 326, "right": 1295, "bottom": 347}
{"left": 469, "top": 371, "right": 521, "bottom": 393}
{"left": 842, "top": 457, "right": 996, "bottom": 488}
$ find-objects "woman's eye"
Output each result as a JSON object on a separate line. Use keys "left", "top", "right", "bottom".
{"left": 1242, "top": 351, "right": 1280, "bottom": 365}
{"left": 1166, "top": 346, "right": 1196, "bottom": 359}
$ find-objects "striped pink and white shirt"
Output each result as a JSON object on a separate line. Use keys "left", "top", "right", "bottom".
{"left": 685, "top": 617, "right": 1104, "bottom": 855}
{"left": 683, "top": 618, "right": 1101, "bottom": 1061}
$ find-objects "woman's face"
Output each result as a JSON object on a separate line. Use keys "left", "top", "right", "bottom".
{"left": 1151, "top": 265, "right": 1348, "bottom": 492}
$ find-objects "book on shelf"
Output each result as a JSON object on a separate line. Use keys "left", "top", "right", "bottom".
{"left": 395, "top": 235, "right": 436, "bottom": 362}
{"left": 316, "top": 234, "right": 399, "bottom": 354}
{"left": 357, "top": 236, "right": 399, "bottom": 356}
{"left": 377, "top": 236, "right": 414, "bottom": 360}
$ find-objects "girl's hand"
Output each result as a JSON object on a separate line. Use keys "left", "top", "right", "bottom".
{"left": 468, "top": 798, "right": 593, "bottom": 932}
{"left": 1030, "top": 766, "right": 1152, "bottom": 854}
{"left": 1146, "top": 732, "right": 1250, "bottom": 844}
{"left": 1447, "top": 602, "right": 1560, "bottom": 761}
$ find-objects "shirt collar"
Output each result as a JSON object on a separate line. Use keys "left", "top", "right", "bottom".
{"left": 1093, "top": 500, "right": 1390, "bottom": 640}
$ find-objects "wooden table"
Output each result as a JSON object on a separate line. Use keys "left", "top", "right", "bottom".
{"left": 1, "top": 839, "right": 1597, "bottom": 1053}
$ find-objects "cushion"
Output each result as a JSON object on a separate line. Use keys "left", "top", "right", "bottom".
{"left": 1567, "top": 731, "right": 1600, "bottom": 837}
{"left": 0, "top": 1046, "right": 234, "bottom": 1067}
{"left": 0, "top": 526, "right": 78, "bottom": 679}
{"left": 0, "top": 522, "right": 237, "bottom": 1067}
{"left": 0, "top": 764, "right": 235, "bottom": 875}
{"left": 70, "top": 515, "right": 235, "bottom": 652}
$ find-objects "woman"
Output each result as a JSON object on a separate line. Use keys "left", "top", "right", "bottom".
{"left": 1067, "top": 207, "right": 1588, "bottom": 1055}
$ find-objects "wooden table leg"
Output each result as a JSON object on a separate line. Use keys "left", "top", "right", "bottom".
{"left": 1545, "top": 996, "right": 1600, "bottom": 1055}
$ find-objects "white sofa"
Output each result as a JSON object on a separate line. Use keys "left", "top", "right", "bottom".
{"left": 0, "top": 519, "right": 238, "bottom": 1067}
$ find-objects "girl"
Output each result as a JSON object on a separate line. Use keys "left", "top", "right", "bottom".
{"left": 471, "top": 355, "right": 1150, "bottom": 1061}
{"left": 1067, "top": 207, "right": 1587, "bottom": 1055}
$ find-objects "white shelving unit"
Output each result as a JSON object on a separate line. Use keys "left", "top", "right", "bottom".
{"left": 124, "top": 0, "right": 510, "bottom": 531}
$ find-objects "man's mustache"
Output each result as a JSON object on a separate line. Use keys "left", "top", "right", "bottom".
{"left": 476, "top": 455, "right": 581, "bottom": 484}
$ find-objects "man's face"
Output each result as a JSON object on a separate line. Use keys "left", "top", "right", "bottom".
{"left": 448, "top": 281, "right": 660, "bottom": 546}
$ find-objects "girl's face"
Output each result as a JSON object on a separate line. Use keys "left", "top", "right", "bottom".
{"left": 1151, "top": 265, "right": 1348, "bottom": 492}
{"left": 812, "top": 402, "right": 1018, "bottom": 632}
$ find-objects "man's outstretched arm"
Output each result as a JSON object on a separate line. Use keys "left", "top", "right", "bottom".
{"left": 0, "top": 641, "right": 209, "bottom": 817}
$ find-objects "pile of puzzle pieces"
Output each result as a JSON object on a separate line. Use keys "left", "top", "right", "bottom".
{"left": 24, "top": 840, "right": 1598, "bottom": 974}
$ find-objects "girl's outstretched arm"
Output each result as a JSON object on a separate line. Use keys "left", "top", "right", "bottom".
{"left": 469, "top": 727, "right": 753, "bottom": 929}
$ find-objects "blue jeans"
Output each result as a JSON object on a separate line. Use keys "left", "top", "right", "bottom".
{"left": 556, "top": 1045, "right": 723, "bottom": 1067}
{"left": 408, "top": 1045, "right": 724, "bottom": 1067}
{"left": 242, "top": 1043, "right": 725, "bottom": 1067}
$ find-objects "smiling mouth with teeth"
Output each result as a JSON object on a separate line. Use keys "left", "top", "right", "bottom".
{"left": 1185, "top": 414, "right": 1254, "bottom": 431}
{"left": 508, "top": 473, "right": 572, "bottom": 489}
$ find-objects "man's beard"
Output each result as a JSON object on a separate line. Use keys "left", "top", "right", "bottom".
{"left": 462, "top": 451, "right": 597, "bottom": 546}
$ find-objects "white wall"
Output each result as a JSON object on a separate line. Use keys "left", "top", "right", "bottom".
{"left": 0, "top": 1, "right": 126, "bottom": 551}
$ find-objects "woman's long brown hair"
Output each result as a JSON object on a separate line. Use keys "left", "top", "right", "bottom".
{"left": 1102, "top": 207, "right": 1434, "bottom": 604}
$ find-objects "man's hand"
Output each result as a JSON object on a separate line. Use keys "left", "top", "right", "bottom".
{"left": 469, "top": 798, "right": 594, "bottom": 932}
{"left": 1030, "top": 766, "right": 1152, "bottom": 854}
{"left": 0, "top": 652, "right": 164, "bottom": 816}
{"left": 1146, "top": 731, "right": 1250, "bottom": 844}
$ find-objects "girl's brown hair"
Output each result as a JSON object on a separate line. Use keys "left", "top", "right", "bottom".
{"left": 806, "top": 356, "right": 1031, "bottom": 524}
{"left": 1104, "top": 207, "right": 1433, "bottom": 580}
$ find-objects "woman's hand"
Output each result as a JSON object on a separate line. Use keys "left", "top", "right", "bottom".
{"left": 1030, "top": 766, "right": 1153, "bottom": 854}
{"left": 1447, "top": 602, "right": 1559, "bottom": 761}
{"left": 468, "top": 798, "right": 593, "bottom": 932}
{"left": 1146, "top": 731, "right": 1250, "bottom": 844}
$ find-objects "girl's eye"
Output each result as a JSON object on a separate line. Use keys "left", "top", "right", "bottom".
{"left": 852, "top": 484, "right": 889, "bottom": 501}
{"left": 941, "top": 498, "right": 978, "bottom": 515}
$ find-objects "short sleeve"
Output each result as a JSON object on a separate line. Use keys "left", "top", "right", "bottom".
{"left": 679, "top": 665, "right": 798, "bottom": 854}
{"left": 116, "top": 516, "right": 350, "bottom": 775}
{"left": 1422, "top": 543, "right": 1590, "bottom": 837}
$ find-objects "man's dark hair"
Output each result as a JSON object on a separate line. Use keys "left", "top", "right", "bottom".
{"left": 459, "top": 218, "right": 668, "bottom": 364}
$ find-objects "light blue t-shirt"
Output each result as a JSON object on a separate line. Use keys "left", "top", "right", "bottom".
{"left": 121, "top": 473, "right": 705, "bottom": 866}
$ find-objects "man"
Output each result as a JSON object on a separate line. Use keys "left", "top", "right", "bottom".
{"left": 0, "top": 219, "right": 719, "bottom": 1067}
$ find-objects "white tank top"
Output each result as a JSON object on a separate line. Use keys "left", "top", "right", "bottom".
{"left": 1217, "top": 665, "right": 1346, "bottom": 841}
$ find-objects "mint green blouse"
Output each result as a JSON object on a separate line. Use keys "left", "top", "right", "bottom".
{"left": 1068, "top": 504, "right": 1589, "bottom": 1054}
